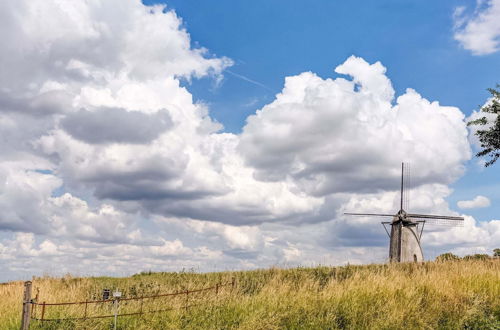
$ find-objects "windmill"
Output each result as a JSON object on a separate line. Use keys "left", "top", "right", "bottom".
{"left": 345, "top": 163, "right": 464, "bottom": 262}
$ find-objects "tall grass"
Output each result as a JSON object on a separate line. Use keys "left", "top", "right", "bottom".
{"left": 1, "top": 259, "right": 499, "bottom": 329}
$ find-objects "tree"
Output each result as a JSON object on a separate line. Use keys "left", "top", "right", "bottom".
{"left": 467, "top": 85, "right": 500, "bottom": 167}
{"left": 494, "top": 248, "right": 500, "bottom": 257}
{"left": 435, "top": 252, "right": 460, "bottom": 262}
{"left": 463, "top": 254, "right": 490, "bottom": 260}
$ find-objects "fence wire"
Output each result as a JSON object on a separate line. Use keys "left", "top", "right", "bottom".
{"left": 29, "top": 279, "right": 235, "bottom": 322}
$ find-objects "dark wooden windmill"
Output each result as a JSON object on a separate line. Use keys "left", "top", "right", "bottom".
{"left": 345, "top": 163, "right": 464, "bottom": 262}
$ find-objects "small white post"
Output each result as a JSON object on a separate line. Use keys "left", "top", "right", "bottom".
{"left": 113, "top": 290, "right": 121, "bottom": 330}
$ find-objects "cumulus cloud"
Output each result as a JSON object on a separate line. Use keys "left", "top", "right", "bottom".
{"left": 0, "top": 0, "right": 232, "bottom": 92}
{"left": 239, "top": 56, "right": 471, "bottom": 197}
{"left": 61, "top": 107, "right": 173, "bottom": 144}
{"left": 0, "top": 0, "right": 498, "bottom": 281}
{"left": 0, "top": 0, "right": 323, "bottom": 281}
{"left": 0, "top": 90, "right": 73, "bottom": 116}
{"left": 457, "top": 195, "right": 491, "bottom": 209}
{"left": 0, "top": 163, "right": 61, "bottom": 233}
{"left": 454, "top": 0, "right": 500, "bottom": 55}
{"left": 0, "top": 232, "right": 222, "bottom": 281}
{"left": 424, "top": 216, "right": 500, "bottom": 255}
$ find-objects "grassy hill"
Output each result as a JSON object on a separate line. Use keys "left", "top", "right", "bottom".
{"left": 1, "top": 259, "right": 499, "bottom": 329}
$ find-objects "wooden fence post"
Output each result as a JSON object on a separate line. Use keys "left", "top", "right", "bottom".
{"left": 20, "top": 281, "right": 32, "bottom": 330}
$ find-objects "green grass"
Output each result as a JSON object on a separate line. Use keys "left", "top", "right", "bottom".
{"left": 1, "top": 259, "right": 499, "bottom": 329}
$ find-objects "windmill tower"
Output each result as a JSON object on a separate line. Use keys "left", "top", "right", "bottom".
{"left": 345, "top": 163, "right": 464, "bottom": 262}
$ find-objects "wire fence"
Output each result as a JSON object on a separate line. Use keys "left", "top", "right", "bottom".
{"left": 28, "top": 278, "right": 235, "bottom": 323}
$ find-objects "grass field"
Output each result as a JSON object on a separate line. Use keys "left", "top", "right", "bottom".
{"left": 1, "top": 259, "right": 499, "bottom": 329}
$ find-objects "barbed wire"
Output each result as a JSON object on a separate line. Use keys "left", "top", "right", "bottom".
{"left": 29, "top": 279, "right": 235, "bottom": 322}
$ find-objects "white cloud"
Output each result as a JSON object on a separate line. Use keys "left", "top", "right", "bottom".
{"left": 0, "top": 0, "right": 232, "bottom": 94}
{"left": 457, "top": 195, "right": 491, "bottom": 209}
{"left": 239, "top": 56, "right": 471, "bottom": 197}
{"left": 0, "top": 231, "right": 224, "bottom": 280}
{"left": 177, "top": 218, "right": 264, "bottom": 251}
{"left": 0, "top": 0, "right": 323, "bottom": 281}
{"left": 453, "top": 0, "right": 500, "bottom": 55}
{"left": 0, "top": 163, "right": 61, "bottom": 233}
{"left": 0, "top": 0, "right": 316, "bottom": 229}
{"left": 424, "top": 217, "right": 500, "bottom": 256}
{"left": 0, "top": 0, "right": 498, "bottom": 282}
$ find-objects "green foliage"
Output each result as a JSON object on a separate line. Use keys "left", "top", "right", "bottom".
{"left": 467, "top": 85, "right": 500, "bottom": 167}
{"left": 463, "top": 254, "right": 491, "bottom": 260}
{"left": 436, "top": 252, "right": 460, "bottom": 261}
{"left": 494, "top": 248, "right": 500, "bottom": 257}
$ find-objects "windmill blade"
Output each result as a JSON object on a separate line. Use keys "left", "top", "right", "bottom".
{"left": 414, "top": 218, "right": 464, "bottom": 227}
{"left": 400, "top": 162, "right": 404, "bottom": 210}
{"left": 407, "top": 213, "right": 464, "bottom": 227}
{"left": 407, "top": 213, "right": 464, "bottom": 221}
{"left": 404, "top": 162, "right": 410, "bottom": 211}
{"left": 344, "top": 213, "right": 394, "bottom": 217}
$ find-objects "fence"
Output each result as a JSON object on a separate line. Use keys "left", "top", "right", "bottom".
{"left": 21, "top": 278, "right": 235, "bottom": 329}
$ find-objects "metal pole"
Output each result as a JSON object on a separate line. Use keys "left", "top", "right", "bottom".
{"left": 381, "top": 222, "right": 391, "bottom": 238}
{"left": 31, "top": 302, "right": 35, "bottom": 320}
{"left": 420, "top": 221, "right": 426, "bottom": 240}
{"left": 20, "top": 281, "right": 32, "bottom": 330}
{"left": 41, "top": 302, "right": 46, "bottom": 321}
{"left": 113, "top": 299, "right": 118, "bottom": 330}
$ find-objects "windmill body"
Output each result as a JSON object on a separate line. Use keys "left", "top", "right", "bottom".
{"left": 345, "top": 163, "right": 463, "bottom": 263}
{"left": 388, "top": 212, "right": 423, "bottom": 262}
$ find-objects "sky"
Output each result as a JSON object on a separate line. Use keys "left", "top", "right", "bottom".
{"left": 0, "top": 0, "right": 499, "bottom": 282}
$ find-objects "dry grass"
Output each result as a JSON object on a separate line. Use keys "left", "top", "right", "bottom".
{"left": 1, "top": 259, "right": 499, "bottom": 329}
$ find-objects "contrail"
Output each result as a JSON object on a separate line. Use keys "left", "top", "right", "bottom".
{"left": 226, "top": 70, "right": 273, "bottom": 92}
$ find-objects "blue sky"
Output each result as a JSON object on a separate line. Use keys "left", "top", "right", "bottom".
{"left": 145, "top": 0, "right": 498, "bottom": 132}
{"left": 144, "top": 0, "right": 499, "bottom": 220}
{"left": 0, "top": 0, "right": 499, "bottom": 281}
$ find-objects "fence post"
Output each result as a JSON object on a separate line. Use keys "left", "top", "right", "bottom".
{"left": 41, "top": 302, "right": 46, "bottom": 321}
{"left": 231, "top": 277, "right": 235, "bottom": 290}
{"left": 215, "top": 283, "right": 219, "bottom": 295}
{"left": 185, "top": 290, "right": 189, "bottom": 311}
{"left": 20, "top": 281, "right": 32, "bottom": 330}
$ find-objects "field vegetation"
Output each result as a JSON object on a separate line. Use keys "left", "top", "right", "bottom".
{"left": 1, "top": 259, "right": 499, "bottom": 329}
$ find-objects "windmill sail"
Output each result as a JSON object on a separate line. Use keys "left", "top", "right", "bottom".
{"left": 407, "top": 213, "right": 464, "bottom": 220}
{"left": 404, "top": 162, "right": 410, "bottom": 211}
{"left": 400, "top": 162, "right": 404, "bottom": 210}
{"left": 344, "top": 213, "right": 394, "bottom": 217}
